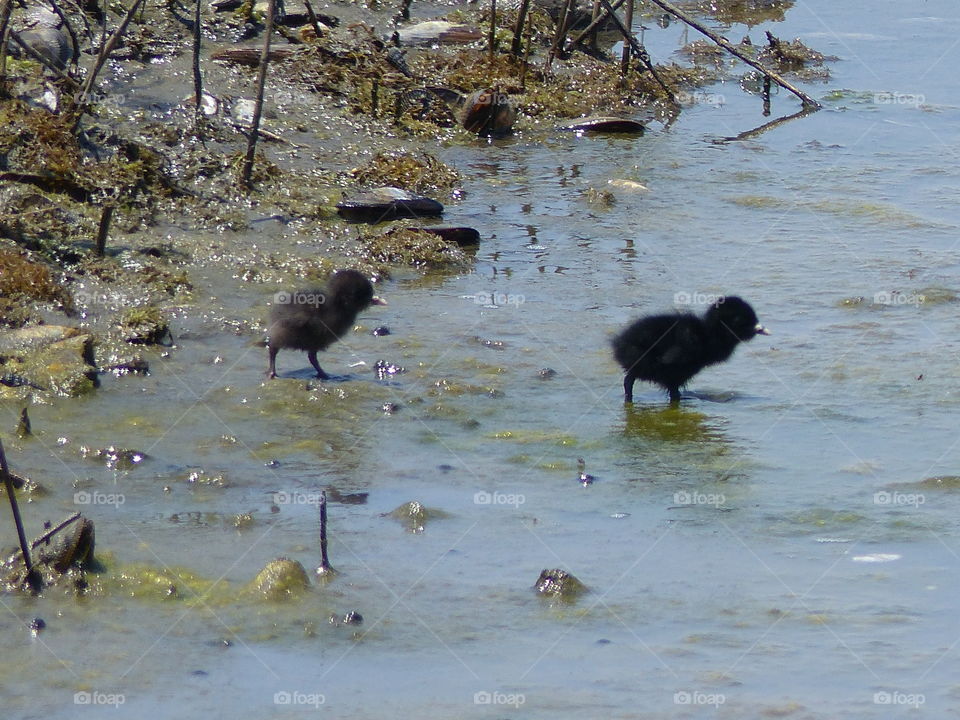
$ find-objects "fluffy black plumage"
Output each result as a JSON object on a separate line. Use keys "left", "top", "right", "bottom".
{"left": 267, "top": 270, "right": 384, "bottom": 379}
{"left": 612, "top": 296, "right": 769, "bottom": 403}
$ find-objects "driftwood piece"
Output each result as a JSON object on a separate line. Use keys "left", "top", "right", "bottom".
{"left": 211, "top": 46, "right": 296, "bottom": 65}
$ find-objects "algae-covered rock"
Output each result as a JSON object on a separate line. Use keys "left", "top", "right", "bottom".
{"left": 79, "top": 445, "right": 147, "bottom": 471}
{"left": 251, "top": 558, "right": 311, "bottom": 601}
{"left": 0, "top": 325, "right": 97, "bottom": 399}
{"left": 349, "top": 151, "right": 460, "bottom": 196}
{"left": 2, "top": 514, "right": 95, "bottom": 592}
{"left": 117, "top": 306, "right": 172, "bottom": 345}
{"left": 534, "top": 568, "right": 587, "bottom": 601}
{"left": 385, "top": 500, "right": 450, "bottom": 533}
{"left": 362, "top": 228, "right": 470, "bottom": 270}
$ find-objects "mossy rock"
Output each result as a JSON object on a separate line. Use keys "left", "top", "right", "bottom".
{"left": 362, "top": 228, "right": 470, "bottom": 271}
{"left": 117, "top": 306, "right": 172, "bottom": 345}
{"left": 349, "top": 151, "right": 461, "bottom": 196}
{"left": 250, "top": 558, "right": 311, "bottom": 601}
{"left": 534, "top": 568, "right": 587, "bottom": 601}
{"left": 0, "top": 326, "right": 98, "bottom": 399}
{"left": 386, "top": 500, "right": 450, "bottom": 533}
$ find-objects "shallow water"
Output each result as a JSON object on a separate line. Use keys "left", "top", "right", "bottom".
{"left": 5, "top": 0, "right": 960, "bottom": 717}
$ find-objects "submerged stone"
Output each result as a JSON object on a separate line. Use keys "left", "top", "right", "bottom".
{"left": 252, "top": 558, "right": 311, "bottom": 601}
{"left": 385, "top": 500, "right": 449, "bottom": 533}
{"left": 534, "top": 568, "right": 587, "bottom": 600}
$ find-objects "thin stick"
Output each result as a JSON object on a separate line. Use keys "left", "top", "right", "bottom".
{"left": 73, "top": 0, "right": 147, "bottom": 128}
{"left": 304, "top": 0, "right": 321, "bottom": 37}
{"left": 619, "top": 0, "right": 632, "bottom": 80}
{"left": 547, "top": 0, "right": 573, "bottom": 67}
{"left": 588, "top": 0, "right": 599, "bottom": 51}
{"left": 30, "top": 512, "right": 81, "bottom": 549}
{"left": 0, "top": 0, "right": 13, "bottom": 91}
{"left": 192, "top": 0, "right": 203, "bottom": 120}
{"left": 564, "top": 0, "right": 624, "bottom": 52}
{"left": 370, "top": 78, "right": 378, "bottom": 117}
{"left": 0, "top": 438, "right": 41, "bottom": 591}
{"left": 240, "top": 0, "right": 275, "bottom": 189}
{"left": 94, "top": 204, "right": 113, "bottom": 256}
{"left": 46, "top": 0, "right": 80, "bottom": 66}
{"left": 519, "top": 6, "right": 532, "bottom": 90}
{"left": 486, "top": 0, "right": 495, "bottom": 62}
{"left": 595, "top": 0, "right": 674, "bottom": 101}
{"left": 641, "top": 0, "right": 820, "bottom": 108}
{"left": 9, "top": 30, "right": 80, "bottom": 88}
{"left": 317, "top": 490, "right": 333, "bottom": 574}
{"left": 510, "top": 0, "right": 530, "bottom": 57}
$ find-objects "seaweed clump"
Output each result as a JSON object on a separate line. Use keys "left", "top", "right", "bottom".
{"left": 0, "top": 248, "right": 73, "bottom": 325}
{"left": 361, "top": 228, "right": 470, "bottom": 271}
{"left": 349, "top": 151, "right": 461, "bottom": 196}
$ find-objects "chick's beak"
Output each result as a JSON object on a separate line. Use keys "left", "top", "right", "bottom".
{"left": 756, "top": 323, "right": 771, "bottom": 336}
{"left": 372, "top": 296, "right": 387, "bottom": 306}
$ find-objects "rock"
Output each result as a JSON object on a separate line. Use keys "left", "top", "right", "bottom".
{"left": 0, "top": 326, "right": 97, "bottom": 399}
{"left": 558, "top": 116, "right": 646, "bottom": 134}
{"left": 419, "top": 227, "right": 481, "bottom": 246}
{"left": 385, "top": 500, "right": 449, "bottom": 533}
{"left": 0, "top": 325, "right": 84, "bottom": 353}
{"left": 79, "top": 446, "right": 147, "bottom": 471}
{"left": 336, "top": 187, "right": 444, "bottom": 223}
{"left": 535, "top": 568, "right": 587, "bottom": 600}
{"left": 2, "top": 514, "right": 95, "bottom": 592}
{"left": 252, "top": 558, "right": 311, "bottom": 600}
{"left": 117, "top": 307, "right": 172, "bottom": 345}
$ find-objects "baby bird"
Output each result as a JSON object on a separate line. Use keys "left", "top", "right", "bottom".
{"left": 612, "top": 296, "right": 769, "bottom": 403}
{"left": 267, "top": 270, "right": 385, "bottom": 379}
